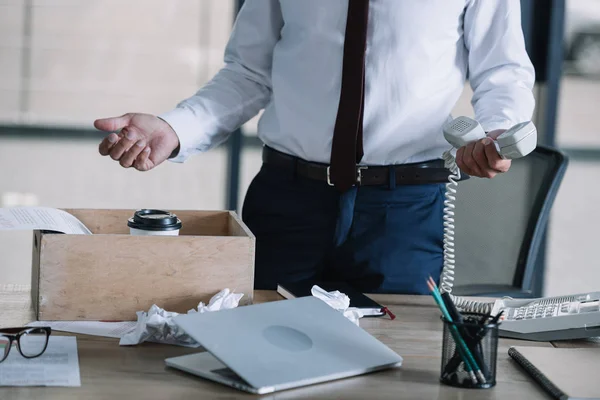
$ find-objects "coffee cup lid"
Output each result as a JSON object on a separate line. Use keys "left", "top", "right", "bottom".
{"left": 127, "top": 209, "right": 182, "bottom": 231}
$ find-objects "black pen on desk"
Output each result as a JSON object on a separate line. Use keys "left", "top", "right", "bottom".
{"left": 441, "top": 291, "right": 463, "bottom": 324}
{"left": 471, "top": 310, "right": 504, "bottom": 381}
{"left": 490, "top": 310, "right": 504, "bottom": 324}
{"left": 438, "top": 286, "right": 471, "bottom": 342}
{"left": 472, "top": 309, "right": 504, "bottom": 379}
{"left": 474, "top": 310, "right": 504, "bottom": 342}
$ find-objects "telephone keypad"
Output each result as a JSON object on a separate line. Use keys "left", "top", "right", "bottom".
{"left": 508, "top": 303, "right": 572, "bottom": 321}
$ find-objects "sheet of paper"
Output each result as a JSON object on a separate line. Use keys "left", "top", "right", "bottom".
{"left": 27, "top": 320, "right": 136, "bottom": 339}
{"left": 0, "top": 207, "right": 91, "bottom": 234}
{"left": 0, "top": 336, "right": 81, "bottom": 387}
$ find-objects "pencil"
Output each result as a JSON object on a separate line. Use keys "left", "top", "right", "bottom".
{"left": 427, "top": 279, "right": 486, "bottom": 384}
{"left": 428, "top": 277, "right": 486, "bottom": 383}
{"left": 430, "top": 276, "right": 490, "bottom": 379}
{"left": 426, "top": 279, "right": 477, "bottom": 383}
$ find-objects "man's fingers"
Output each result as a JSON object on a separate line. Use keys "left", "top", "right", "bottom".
{"left": 99, "top": 133, "right": 120, "bottom": 156}
{"left": 94, "top": 113, "right": 132, "bottom": 132}
{"left": 461, "top": 143, "right": 482, "bottom": 177}
{"left": 472, "top": 140, "right": 488, "bottom": 173}
{"left": 455, "top": 147, "right": 471, "bottom": 175}
{"left": 484, "top": 139, "right": 510, "bottom": 173}
{"left": 134, "top": 147, "right": 153, "bottom": 171}
{"left": 119, "top": 140, "right": 146, "bottom": 168}
{"left": 108, "top": 126, "right": 140, "bottom": 160}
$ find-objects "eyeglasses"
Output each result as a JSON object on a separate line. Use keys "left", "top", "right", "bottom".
{"left": 0, "top": 327, "right": 52, "bottom": 363}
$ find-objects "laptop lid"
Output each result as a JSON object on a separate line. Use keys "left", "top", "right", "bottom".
{"left": 172, "top": 297, "right": 402, "bottom": 391}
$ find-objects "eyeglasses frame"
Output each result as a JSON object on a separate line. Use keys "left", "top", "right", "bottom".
{"left": 0, "top": 326, "right": 52, "bottom": 362}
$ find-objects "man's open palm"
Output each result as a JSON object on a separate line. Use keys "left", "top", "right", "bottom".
{"left": 95, "top": 113, "right": 179, "bottom": 171}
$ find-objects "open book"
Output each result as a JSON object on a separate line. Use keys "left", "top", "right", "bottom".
{"left": 0, "top": 207, "right": 91, "bottom": 234}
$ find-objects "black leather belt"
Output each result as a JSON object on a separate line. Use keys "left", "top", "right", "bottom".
{"left": 262, "top": 145, "right": 454, "bottom": 186}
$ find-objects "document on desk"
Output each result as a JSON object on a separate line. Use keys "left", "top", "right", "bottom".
{"left": 27, "top": 320, "right": 136, "bottom": 339}
{"left": 0, "top": 207, "right": 91, "bottom": 234}
{"left": 0, "top": 336, "right": 81, "bottom": 387}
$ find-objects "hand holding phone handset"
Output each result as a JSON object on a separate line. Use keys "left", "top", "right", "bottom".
{"left": 439, "top": 116, "right": 537, "bottom": 313}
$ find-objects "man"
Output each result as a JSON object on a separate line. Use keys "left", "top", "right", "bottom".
{"left": 95, "top": 1, "right": 535, "bottom": 294}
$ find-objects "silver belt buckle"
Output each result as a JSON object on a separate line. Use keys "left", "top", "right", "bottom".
{"left": 327, "top": 166, "right": 334, "bottom": 186}
{"left": 326, "top": 166, "right": 369, "bottom": 186}
{"left": 356, "top": 166, "right": 368, "bottom": 185}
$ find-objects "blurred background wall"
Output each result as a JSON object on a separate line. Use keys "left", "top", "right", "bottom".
{"left": 1, "top": 0, "right": 599, "bottom": 296}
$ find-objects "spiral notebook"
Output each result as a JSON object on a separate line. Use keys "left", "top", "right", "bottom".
{"left": 508, "top": 346, "right": 600, "bottom": 400}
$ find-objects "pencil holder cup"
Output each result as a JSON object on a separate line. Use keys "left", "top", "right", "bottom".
{"left": 440, "top": 313, "right": 499, "bottom": 389}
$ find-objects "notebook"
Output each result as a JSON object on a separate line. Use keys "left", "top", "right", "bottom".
{"left": 276, "top": 281, "right": 386, "bottom": 317}
{"left": 508, "top": 346, "right": 600, "bottom": 400}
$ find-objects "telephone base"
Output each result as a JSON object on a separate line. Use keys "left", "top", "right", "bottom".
{"left": 491, "top": 291, "right": 600, "bottom": 342}
{"left": 500, "top": 327, "right": 600, "bottom": 342}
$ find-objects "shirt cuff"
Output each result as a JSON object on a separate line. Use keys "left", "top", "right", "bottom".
{"left": 158, "top": 107, "right": 209, "bottom": 163}
{"left": 479, "top": 118, "right": 514, "bottom": 134}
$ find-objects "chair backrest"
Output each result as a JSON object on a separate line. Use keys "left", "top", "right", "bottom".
{"left": 450, "top": 146, "right": 568, "bottom": 297}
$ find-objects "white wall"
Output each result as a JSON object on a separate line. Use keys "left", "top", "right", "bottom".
{"left": 0, "top": 0, "right": 235, "bottom": 286}
{"left": 0, "top": 0, "right": 233, "bottom": 126}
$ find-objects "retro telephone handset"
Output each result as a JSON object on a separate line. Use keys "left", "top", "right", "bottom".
{"left": 439, "top": 117, "right": 600, "bottom": 341}
{"left": 439, "top": 115, "right": 538, "bottom": 310}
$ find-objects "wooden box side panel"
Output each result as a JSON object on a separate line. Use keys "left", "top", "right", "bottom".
{"left": 227, "top": 211, "right": 255, "bottom": 238}
{"left": 37, "top": 234, "right": 254, "bottom": 320}
{"left": 63, "top": 209, "right": 231, "bottom": 236}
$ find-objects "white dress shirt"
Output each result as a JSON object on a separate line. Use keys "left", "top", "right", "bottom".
{"left": 160, "top": 0, "right": 535, "bottom": 166}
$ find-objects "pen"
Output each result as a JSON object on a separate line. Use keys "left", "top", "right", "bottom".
{"left": 473, "top": 310, "right": 504, "bottom": 343}
{"left": 427, "top": 278, "right": 486, "bottom": 384}
{"left": 428, "top": 283, "right": 479, "bottom": 385}
{"left": 490, "top": 310, "right": 504, "bottom": 324}
{"left": 440, "top": 287, "right": 491, "bottom": 380}
{"left": 439, "top": 289, "right": 471, "bottom": 377}
{"left": 439, "top": 302, "right": 490, "bottom": 380}
{"left": 441, "top": 291, "right": 462, "bottom": 324}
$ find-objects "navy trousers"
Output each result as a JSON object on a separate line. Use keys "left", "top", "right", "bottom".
{"left": 241, "top": 161, "right": 446, "bottom": 294}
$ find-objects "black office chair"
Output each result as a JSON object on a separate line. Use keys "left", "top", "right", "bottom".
{"left": 449, "top": 145, "right": 568, "bottom": 298}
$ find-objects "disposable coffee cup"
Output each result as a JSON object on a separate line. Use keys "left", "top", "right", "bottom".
{"left": 127, "top": 209, "right": 182, "bottom": 236}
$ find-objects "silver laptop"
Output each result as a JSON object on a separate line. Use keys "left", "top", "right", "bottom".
{"left": 165, "top": 296, "right": 403, "bottom": 394}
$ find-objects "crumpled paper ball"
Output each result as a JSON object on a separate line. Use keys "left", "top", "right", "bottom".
{"left": 311, "top": 285, "right": 364, "bottom": 325}
{"left": 119, "top": 288, "right": 244, "bottom": 347}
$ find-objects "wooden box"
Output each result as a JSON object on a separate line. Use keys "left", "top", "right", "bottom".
{"left": 31, "top": 209, "right": 255, "bottom": 321}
